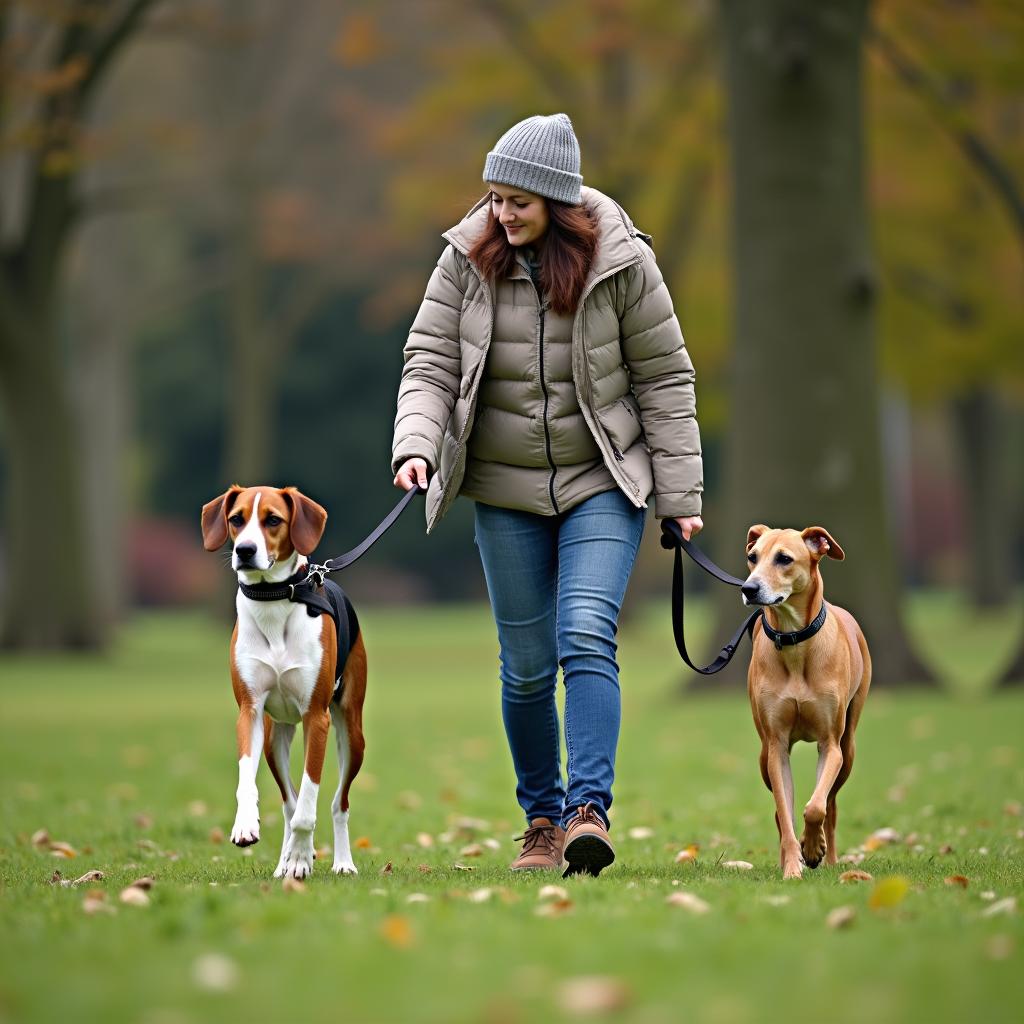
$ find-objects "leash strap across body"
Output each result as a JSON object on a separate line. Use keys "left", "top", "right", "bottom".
{"left": 659, "top": 520, "right": 762, "bottom": 675}
{"left": 239, "top": 485, "right": 426, "bottom": 618}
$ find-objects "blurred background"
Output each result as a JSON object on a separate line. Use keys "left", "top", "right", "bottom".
{"left": 0, "top": 0, "right": 1021, "bottom": 686}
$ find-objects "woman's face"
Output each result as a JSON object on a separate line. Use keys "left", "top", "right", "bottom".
{"left": 487, "top": 182, "right": 549, "bottom": 248}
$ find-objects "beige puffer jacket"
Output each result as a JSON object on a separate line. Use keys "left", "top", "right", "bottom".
{"left": 392, "top": 186, "right": 702, "bottom": 533}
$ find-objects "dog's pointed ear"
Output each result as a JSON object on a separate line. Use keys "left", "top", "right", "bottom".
{"left": 201, "top": 486, "right": 243, "bottom": 551}
{"left": 746, "top": 524, "right": 769, "bottom": 554}
{"left": 281, "top": 487, "right": 327, "bottom": 555}
{"left": 802, "top": 526, "right": 845, "bottom": 561}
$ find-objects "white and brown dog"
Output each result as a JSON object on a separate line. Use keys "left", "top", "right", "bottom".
{"left": 201, "top": 485, "right": 367, "bottom": 879}
{"left": 742, "top": 525, "right": 871, "bottom": 880}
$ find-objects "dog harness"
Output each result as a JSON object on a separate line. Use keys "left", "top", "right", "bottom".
{"left": 238, "top": 566, "right": 358, "bottom": 692}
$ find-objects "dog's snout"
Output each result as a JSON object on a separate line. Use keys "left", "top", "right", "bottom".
{"left": 741, "top": 582, "right": 760, "bottom": 602}
{"left": 235, "top": 542, "right": 257, "bottom": 563}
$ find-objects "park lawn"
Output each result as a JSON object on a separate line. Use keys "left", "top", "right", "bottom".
{"left": 0, "top": 597, "right": 1022, "bottom": 1024}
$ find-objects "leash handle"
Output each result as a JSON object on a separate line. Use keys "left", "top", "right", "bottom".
{"left": 659, "top": 520, "right": 761, "bottom": 676}
{"left": 319, "top": 484, "right": 426, "bottom": 575}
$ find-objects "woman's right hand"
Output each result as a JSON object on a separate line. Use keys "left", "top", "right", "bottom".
{"left": 394, "top": 458, "right": 429, "bottom": 491}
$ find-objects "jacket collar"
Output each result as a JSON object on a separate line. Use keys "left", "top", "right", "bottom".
{"left": 442, "top": 186, "right": 650, "bottom": 286}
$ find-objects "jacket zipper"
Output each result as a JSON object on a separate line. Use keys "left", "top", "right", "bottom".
{"left": 537, "top": 302, "right": 559, "bottom": 514}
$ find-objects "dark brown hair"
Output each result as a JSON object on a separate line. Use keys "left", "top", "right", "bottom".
{"left": 468, "top": 197, "right": 598, "bottom": 315}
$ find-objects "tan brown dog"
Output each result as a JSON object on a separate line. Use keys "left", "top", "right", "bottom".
{"left": 201, "top": 485, "right": 367, "bottom": 879}
{"left": 741, "top": 525, "right": 871, "bottom": 879}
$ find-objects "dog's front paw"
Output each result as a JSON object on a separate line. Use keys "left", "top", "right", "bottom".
{"left": 801, "top": 809, "right": 827, "bottom": 869}
{"left": 280, "top": 831, "right": 315, "bottom": 879}
{"left": 782, "top": 859, "right": 804, "bottom": 880}
{"left": 331, "top": 858, "right": 358, "bottom": 876}
{"left": 231, "top": 807, "right": 260, "bottom": 847}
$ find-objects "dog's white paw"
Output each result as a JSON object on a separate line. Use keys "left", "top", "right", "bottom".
{"left": 231, "top": 807, "right": 260, "bottom": 847}
{"left": 281, "top": 831, "right": 315, "bottom": 879}
{"left": 331, "top": 859, "right": 358, "bottom": 876}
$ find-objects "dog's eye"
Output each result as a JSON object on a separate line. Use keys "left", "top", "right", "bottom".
{"left": 747, "top": 552, "right": 757, "bottom": 564}
{"left": 264, "top": 515, "right": 283, "bottom": 527}
{"left": 228, "top": 514, "right": 245, "bottom": 527}
{"left": 775, "top": 553, "right": 794, "bottom": 566}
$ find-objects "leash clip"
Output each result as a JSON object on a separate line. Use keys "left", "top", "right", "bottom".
{"left": 305, "top": 563, "right": 329, "bottom": 589}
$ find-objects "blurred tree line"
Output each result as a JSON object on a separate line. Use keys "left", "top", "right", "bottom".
{"left": 0, "top": 0, "right": 1021, "bottom": 683}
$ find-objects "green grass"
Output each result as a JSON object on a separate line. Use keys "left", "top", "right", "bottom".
{"left": 1, "top": 597, "right": 1022, "bottom": 1024}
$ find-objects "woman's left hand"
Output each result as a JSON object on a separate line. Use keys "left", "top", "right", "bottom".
{"left": 673, "top": 515, "right": 704, "bottom": 541}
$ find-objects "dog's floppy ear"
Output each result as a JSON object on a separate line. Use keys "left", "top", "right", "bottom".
{"left": 802, "top": 526, "right": 845, "bottom": 561}
{"left": 746, "top": 524, "right": 769, "bottom": 554}
{"left": 281, "top": 487, "right": 327, "bottom": 555}
{"left": 201, "top": 486, "right": 243, "bottom": 551}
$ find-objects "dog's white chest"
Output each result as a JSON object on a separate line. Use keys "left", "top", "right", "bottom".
{"left": 234, "top": 597, "right": 325, "bottom": 723}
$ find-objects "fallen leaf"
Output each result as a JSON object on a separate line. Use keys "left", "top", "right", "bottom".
{"left": 938, "top": 843, "right": 955, "bottom": 855}
{"left": 628, "top": 826, "right": 654, "bottom": 840}
{"left": 839, "top": 870, "right": 873, "bottom": 884}
{"left": 453, "top": 863, "right": 476, "bottom": 871}
{"left": 944, "top": 875, "right": 969, "bottom": 889}
{"left": 868, "top": 876, "right": 910, "bottom": 910}
{"left": 49, "top": 842, "right": 78, "bottom": 859}
{"left": 482, "top": 838, "right": 502, "bottom": 851}
{"left": 761, "top": 894, "right": 791, "bottom": 906}
{"left": 557, "top": 976, "right": 630, "bottom": 1015}
{"left": 535, "top": 898, "right": 574, "bottom": 917}
{"left": 839, "top": 852, "right": 865, "bottom": 864}
{"left": 48, "top": 871, "right": 63, "bottom": 885}
{"left": 396, "top": 790, "right": 422, "bottom": 810}
{"left": 826, "top": 905, "right": 856, "bottom": 929}
{"left": 665, "top": 891, "right": 711, "bottom": 914}
{"left": 82, "top": 889, "right": 114, "bottom": 915}
{"left": 72, "top": 870, "right": 105, "bottom": 886}
{"left": 722, "top": 860, "right": 754, "bottom": 871}
{"left": 980, "top": 890, "right": 996, "bottom": 901}
{"left": 415, "top": 832, "right": 434, "bottom": 848}
{"left": 129, "top": 876, "right": 155, "bottom": 891}
{"left": 674, "top": 845, "right": 699, "bottom": 863}
{"left": 981, "top": 897, "right": 1017, "bottom": 918}
{"left": 1004, "top": 801, "right": 1022, "bottom": 817}
{"left": 354, "top": 836, "right": 372, "bottom": 850}
{"left": 468, "top": 888, "right": 493, "bottom": 903}
{"left": 119, "top": 886, "right": 150, "bottom": 907}
{"left": 417, "top": 864, "right": 432, "bottom": 874}
{"left": 209, "top": 828, "right": 225, "bottom": 844}
{"left": 193, "top": 953, "right": 239, "bottom": 992}
{"left": 133, "top": 813, "right": 153, "bottom": 830}
{"left": 281, "top": 877, "right": 307, "bottom": 894}
{"left": 314, "top": 845, "right": 332, "bottom": 860}
{"left": 31, "top": 829, "right": 50, "bottom": 849}
{"left": 380, "top": 862, "right": 393, "bottom": 876}
{"left": 187, "top": 800, "right": 208, "bottom": 817}
{"left": 538, "top": 885, "right": 569, "bottom": 902}
{"left": 459, "top": 843, "right": 484, "bottom": 857}
{"left": 379, "top": 914, "right": 415, "bottom": 948}
{"left": 406, "top": 892, "right": 429, "bottom": 903}
{"left": 863, "top": 827, "right": 900, "bottom": 852}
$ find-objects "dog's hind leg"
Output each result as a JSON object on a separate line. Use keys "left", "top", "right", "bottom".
{"left": 264, "top": 719, "right": 298, "bottom": 878}
{"left": 330, "top": 632, "right": 367, "bottom": 876}
{"left": 824, "top": 673, "right": 869, "bottom": 864}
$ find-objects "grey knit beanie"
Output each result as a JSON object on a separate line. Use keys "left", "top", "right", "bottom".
{"left": 483, "top": 113, "right": 583, "bottom": 205}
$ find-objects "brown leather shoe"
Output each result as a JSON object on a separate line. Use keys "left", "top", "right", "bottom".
{"left": 510, "top": 818, "right": 566, "bottom": 871}
{"left": 562, "top": 803, "right": 615, "bottom": 877}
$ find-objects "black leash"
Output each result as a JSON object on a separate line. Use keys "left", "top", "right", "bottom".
{"left": 239, "top": 485, "right": 426, "bottom": 618}
{"left": 659, "top": 520, "right": 763, "bottom": 676}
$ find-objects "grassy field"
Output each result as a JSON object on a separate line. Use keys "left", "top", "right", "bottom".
{"left": 1, "top": 596, "right": 1022, "bottom": 1024}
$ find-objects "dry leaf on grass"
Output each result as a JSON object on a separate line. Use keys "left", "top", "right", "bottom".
{"left": 981, "top": 897, "right": 1017, "bottom": 918}
{"left": 535, "top": 897, "right": 574, "bottom": 918}
{"left": 415, "top": 832, "right": 434, "bottom": 848}
{"left": 314, "top": 845, "right": 332, "bottom": 860}
{"left": 133, "top": 813, "right": 153, "bottom": 830}
{"left": 459, "top": 843, "right": 485, "bottom": 858}
{"left": 665, "top": 891, "right": 711, "bottom": 914}
{"left": 868, "top": 876, "right": 910, "bottom": 910}
{"left": 468, "top": 888, "right": 493, "bottom": 903}
{"left": 417, "top": 864, "right": 432, "bottom": 874}
{"left": 406, "top": 892, "right": 429, "bottom": 903}
{"left": 557, "top": 976, "right": 630, "bottom": 1015}
{"left": 129, "top": 876, "right": 155, "bottom": 891}
{"left": 48, "top": 842, "right": 78, "bottom": 859}
{"left": 674, "top": 845, "right": 699, "bottom": 863}
{"left": 119, "top": 886, "right": 150, "bottom": 907}
{"left": 944, "top": 875, "right": 969, "bottom": 889}
{"left": 379, "top": 914, "right": 415, "bottom": 948}
{"left": 31, "top": 829, "right": 50, "bottom": 849}
{"left": 193, "top": 953, "right": 239, "bottom": 992}
{"left": 453, "top": 863, "right": 476, "bottom": 871}
{"left": 209, "top": 828, "right": 225, "bottom": 844}
{"left": 938, "top": 843, "right": 955, "bottom": 855}
{"left": 281, "top": 877, "right": 306, "bottom": 894}
{"left": 538, "top": 885, "right": 569, "bottom": 902}
{"left": 722, "top": 860, "right": 754, "bottom": 871}
{"left": 839, "top": 870, "right": 873, "bottom": 884}
{"left": 863, "top": 827, "right": 900, "bottom": 852}
{"left": 380, "top": 862, "right": 393, "bottom": 876}
{"left": 82, "top": 889, "right": 114, "bottom": 915}
{"left": 826, "top": 906, "right": 856, "bottom": 929}
{"left": 354, "top": 836, "right": 373, "bottom": 850}
{"left": 628, "top": 826, "right": 654, "bottom": 840}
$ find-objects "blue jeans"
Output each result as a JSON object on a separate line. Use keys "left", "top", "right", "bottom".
{"left": 473, "top": 488, "right": 645, "bottom": 831}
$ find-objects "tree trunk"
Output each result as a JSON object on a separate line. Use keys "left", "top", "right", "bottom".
{"left": 0, "top": 317, "right": 103, "bottom": 648}
{"left": 696, "top": 0, "right": 935, "bottom": 690}
{"left": 950, "top": 388, "right": 1014, "bottom": 609}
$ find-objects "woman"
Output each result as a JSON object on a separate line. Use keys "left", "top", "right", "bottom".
{"left": 392, "top": 113, "right": 703, "bottom": 877}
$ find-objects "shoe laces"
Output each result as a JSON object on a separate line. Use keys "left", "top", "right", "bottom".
{"left": 514, "top": 821, "right": 560, "bottom": 856}
{"left": 571, "top": 802, "right": 604, "bottom": 827}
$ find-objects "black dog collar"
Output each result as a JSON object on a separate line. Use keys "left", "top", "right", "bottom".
{"left": 761, "top": 602, "right": 828, "bottom": 651}
{"left": 238, "top": 564, "right": 335, "bottom": 620}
